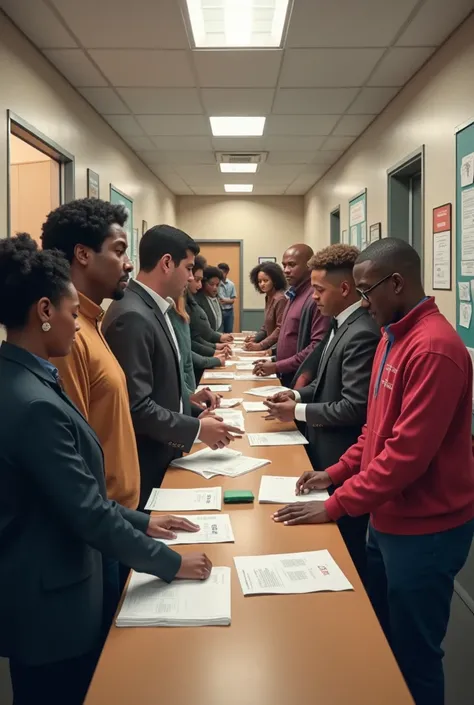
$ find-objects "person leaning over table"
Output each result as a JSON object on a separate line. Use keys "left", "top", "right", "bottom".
{"left": 0, "top": 234, "right": 211, "bottom": 705}
{"left": 244, "top": 261, "right": 287, "bottom": 352}
{"left": 273, "top": 238, "right": 474, "bottom": 705}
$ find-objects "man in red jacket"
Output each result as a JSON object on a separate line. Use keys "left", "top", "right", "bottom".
{"left": 273, "top": 238, "right": 474, "bottom": 705}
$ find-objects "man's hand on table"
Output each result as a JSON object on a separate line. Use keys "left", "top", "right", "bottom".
{"left": 253, "top": 360, "right": 277, "bottom": 376}
{"left": 296, "top": 470, "right": 332, "bottom": 494}
{"left": 263, "top": 397, "right": 296, "bottom": 422}
{"left": 220, "top": 333, "right": 234, "bottom": 343}
{"left": 199, "top": 416, "right": 244, "bottom": 450}
{"left": 176, "top": 553, "right": 213, "bottom": 580}
{"left": 190, "top": 387, "right": 220, "bottom": 410}
{"left": 147, "top": 515, "right": 200, "bottom": 540}
{"left": 273, "top": 501, "right": 331, "bottom": 525}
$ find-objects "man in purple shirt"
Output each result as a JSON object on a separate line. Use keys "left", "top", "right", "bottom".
{"left": 254, "top": 244, "right": 329, "bottom": 387}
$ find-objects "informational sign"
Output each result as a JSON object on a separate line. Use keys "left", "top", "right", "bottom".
{"left": 432, "top": 203, "right": 452, "bottom": 291}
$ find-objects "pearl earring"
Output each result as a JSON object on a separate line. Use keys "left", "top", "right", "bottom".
{"left": 42, "top": 322, "right": 51, "bottom": 332}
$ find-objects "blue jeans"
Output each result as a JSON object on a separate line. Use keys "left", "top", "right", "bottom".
{"left": 221, "top": 308, "right": 234, "bottom": 333}
{"left": 367, "top": 520, "right": 474, "bottom": 705}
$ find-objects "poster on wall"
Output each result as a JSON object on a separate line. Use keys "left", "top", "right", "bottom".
{"left": 87, "top": 169, "right": 100, "bottom": 198}
{"left": 349, "top": 200, "right": 365, "bottom": 225}
{"left": 348, "top": 189, "right": 367, "bottom": 250}
{"left": 110, "top": 184, "right": 133, "bottom": 241}
{"left": 432, "top": 203, "right": 452, "bottom": 291}
{"left": 369, "top": 222, "right": 381, "bottom": 243}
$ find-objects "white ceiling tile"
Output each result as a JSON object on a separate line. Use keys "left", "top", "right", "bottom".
{"left": 267, "top": 151, "right": 317, "bottom": 164}
{"left": 211, "top": 137, "right": 266, "bottom": 151}
{"left": 285, "top": 183, "right": 314, "bottom": 195}
{"left": 0, "top": 0, "right": 77, "bottom": 47}
{"left": 150, "top": 167, "right": 194, "bottom": 194}
{"left": 252, "top": 186, "right": 289, "bottom": 195}
{"left": 265, "top": 135, "right": 326, "bottom": 150}
{"left": 368, "top": 47, "right": 436, "bottom": 87}
{"left": 43, "top": 49, "right": 107, "bottom": 86}
{"left": 136, "top": 115, "right": 209, "bottom": 136}
{"left": 190, "top": 187, "right": 226, "bottom": 195}
{"left": 347, "top": 87, "right": 399, "bottom": 114}
{"left": 78, "top": 87, "right": 129, "bottom": 114}
{"left": 266, "top": 115, "right": 340, "bottom": 136}
{"left": 116, "top": 88, "right": 202, "bottom": 115}
{"left": 254, "top": 165, "right": 302, "bottom": 183}
{"left": 397, "top": 0, "right": 474, "bottom": 46}
{"left": 49, "top": 0, "right": 189, "bottom": 48}
{"left": 285, "top": 171, "right": 326, "bottom": 194}
{"left": 104, "top": 115, "right": 145, "bottom": 137}
{"left": 174, "top": 165, "right": 221, "bottom": 183}
{"left": 332, "top": 114, "right": 375, "bottom": 136}
{"left": 272, "top": 88, "right": 358, "bottom": 114}
{"left": 280, "top": 49, "right": 385, "bottom": 88}
{"left": 143, "top": 150, "right": 216, "bottom": 165}
{"left": 286, "top": 0, "right": 419, "bottom": 48}
{"left": 123, "top": 135, "right": 156, "bottom": 151}
{"left": 193, "top": 50, "right": 282, "bottom": 88}
{"left": 200, "top": 89, "right": 275, "bottom": 115}
{"left": 150, "top": 136, "right": 213, "bottom": 150}
{"left": 320, "top": 136, "right": 355, "bottom": 151}
{"left": 311, "top": 151, "right": 343, "bottom": 165}
{"left": 89, "top": 50, "right": 195, "bottom": 87}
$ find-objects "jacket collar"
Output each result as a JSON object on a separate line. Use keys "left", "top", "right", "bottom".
{"left": 126, "top": 279, "right": 179, "bottom": 365}
{"left": 0, "top": 341, "right": 60, "bottom": 387}
{"left": 384, "top": 297, "right": 436, "bottom": 341}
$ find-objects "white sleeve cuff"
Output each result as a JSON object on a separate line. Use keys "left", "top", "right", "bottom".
{"left": 293, "top": 390, "right": 301, "bottom": 402}
{"left": 294, "top": 403, "right": 307, "bottom": 422}
{"left": 194, "top": 420, "right": 201, "bottom": 443}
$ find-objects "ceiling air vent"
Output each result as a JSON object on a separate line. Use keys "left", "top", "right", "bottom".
{"left": 216, "top": 152, "right": 268, "bottom": 164}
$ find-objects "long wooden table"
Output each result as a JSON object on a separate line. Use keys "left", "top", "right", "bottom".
{"left": 85, "top": 358, "right": 414, "bottom": 705}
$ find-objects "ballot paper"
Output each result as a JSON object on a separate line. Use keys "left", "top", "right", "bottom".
{"left": 235, "top": 373, "right": 277, "bottom": 381}
{"left": 230, "top": 347, "right": 246, "bottom": 354}
{"left": 145, "top": 487, "right": 222, "bottom": 511}
{"left": 116, "top": 567, "right": 231, "bottom": 627}
{"left": 234, "top": 551, "right": 353, "bottom": 596}
{"left": 225, "top": 360, "right": 236, "bottom": 366}
{"left": 203, "top": 371, "right": 235, "bottom": 380}
{"left": 159, "top": 514, "right": 235, "bottom": 546}
{"left": 258, "top": 475, "right": 330, "bottom": 504}
{"left": 236, "top": 363, "right": 254, "bottom": 370}
{"left": 238, "top": 356, "right": 266, "bottom": 362}
{"left": 242, "top": 401, "right": 268, "bottom": 412}
{"left": 169, "top": 447, "right": 270, "bottom": 479}
{"left": 247, "top": 431, "right": 308, "bottom": 447}
{"left": 219, "top": 398, "right": 243, "bottom": 408}
{"left": 246, "top": 385, "right": 291, "bottom": 398}
{"left": 215, "top": 409, "right": 245, "bottom": 428}
{"left": 197, "top": 384, "right": 231, "bottom": 392}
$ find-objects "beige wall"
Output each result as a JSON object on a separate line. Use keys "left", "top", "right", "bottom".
{"left": 177, "top": 196, "right": 304, "bottom": 309}
{"left": 304, "top": 13, "right": 474, "bottom": 326}
{"left": 0, "top": 13, "right": 176, "bottom": 243}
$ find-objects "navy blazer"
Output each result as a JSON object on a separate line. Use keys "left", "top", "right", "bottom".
{"left": 0, "top": 342, "right": 181, "bottom": 666}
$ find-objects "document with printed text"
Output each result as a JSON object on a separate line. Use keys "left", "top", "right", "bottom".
{"left": 219, "top": 398, "right": 243, "bottom": 408}
{"left": 197, "top": 384, "right": 231, "bottom": 392}
{"left": 145, "top": 486, "right": 222, "bottom": 512}
{"left": 248, "top": 431, "right": 308, "bottom": 447}
{"left": 159, "top": 514, "right": 234, "bottom": 546}
{"left": 246, "top": 385, "right": 291, "bottom": 398}
{"left": 242, "top": 401, "right": 268, "bottom": 412}
{"left": 203, "top": 371, "right": 235, "bottom": 380}
{"left": 170, "top": 447, "right": 270, "bottom": 479}
{"left": 235, "top": 373, "right": 277, "bottom": 381}
{"left": 258, "top": 475, "right": 329, "bottom": 504}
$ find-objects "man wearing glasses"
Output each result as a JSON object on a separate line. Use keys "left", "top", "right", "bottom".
{"left": 273, "top": 238, "right": 474, "bottom": 705}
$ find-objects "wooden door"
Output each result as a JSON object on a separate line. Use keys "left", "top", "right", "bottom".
{"left": 196, "top": 241, "right": 241, "bottom": 332}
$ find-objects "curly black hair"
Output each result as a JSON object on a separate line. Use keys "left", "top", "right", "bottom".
{"left": 0, "top": 233, "right": 71, "bottom": 330}
{"left": 193, "top": 254, "right": 207, "bottom": 274}
{"left": 249, "top": 261, "right": 286, "bottom": 293}
{"left": 41, "top": 197, "right": 128, "bottom": 263}
{"left": 202, "top": 265, "right": 223, "bottom": 283}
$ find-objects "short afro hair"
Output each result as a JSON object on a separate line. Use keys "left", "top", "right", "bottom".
{"left": 0, "top": 233, "right": 71, "bottom": 330}
{"left": 356, "top": 237, "right": 421, "bottom": 280}
{"left": 193, "top": 254, "right": 207, "bottom": 274}
{"left": 217, "top": 262, "right": 230, "bottom": 273}
{"left": 41, "top": 197, "right": 128, "bottom": 263}
{"left": 249, "top": 261, "right": 286, "bottom": 292}
{"left": 202, "top": 265, "right": 223, "bottom": 283}
{"left": 308, "top": 244, "right": 360, "bottom": 273}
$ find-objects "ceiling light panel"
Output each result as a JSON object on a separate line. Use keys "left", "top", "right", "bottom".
{"left": 210, "top": 116, "right": 266, "bottom": 136}
{"left": 185, "top": 0, "right": 290, "bottom": 48}
{"left": 219, "top": 163, "right": 258, "bottom": 173}
{"left": 224, "top": 184, "right": 254, "bottom": 192}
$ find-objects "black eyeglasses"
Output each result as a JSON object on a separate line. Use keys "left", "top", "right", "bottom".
{"left": 357, "top": 273, "right": 394, "bottom": 302}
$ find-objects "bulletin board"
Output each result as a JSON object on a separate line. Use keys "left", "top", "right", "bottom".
{"left": 348, "top": 189, "right": 367, "bottom": 250}
{"left": 455, "top": 118, "right": 474, "bottom": 431}
{"left": 110, "top": 184, "right": 134, "bottom": 262}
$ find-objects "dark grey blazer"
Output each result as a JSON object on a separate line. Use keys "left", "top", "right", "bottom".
{"left": 103, "top": 280, "right": 199, "bottom": 508}
{"left": 195, "top": 290, "right": 221, "bottom": 331}
{"left": 0, "top": 342, "right": 181, "bottom": 666}
{"left": 295, "top": 307, "right": 380, "bottom": 471}
{"left": 186, "top": 293, "right": 220, "bottom": 355}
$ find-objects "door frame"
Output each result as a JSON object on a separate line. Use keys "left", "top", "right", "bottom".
{"left": 7, "top": 110, "right": 75, "bottom": 237}
{"left": 194, "top": 239, "right": 244, "bottom": 332}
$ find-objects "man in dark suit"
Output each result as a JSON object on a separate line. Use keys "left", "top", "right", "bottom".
{"left": 264, "top": 244, "right": 380, "bottom": 581}
{"left": 103, "top": 225, "right": 242, "bottom": 509}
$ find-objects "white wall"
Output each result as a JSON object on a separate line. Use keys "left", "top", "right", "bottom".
{"left": 177, "top": 195, "right": 304, "bottom": 309}
{"left": 304, "top": 13, "right": 474, "bottom": 326}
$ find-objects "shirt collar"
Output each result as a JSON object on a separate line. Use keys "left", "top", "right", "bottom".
{"left": 335, "top": 300, "right": 362, "bottom": 328}
{"left": 78, "top": 291, "right": 104, "bottom": 322}
{"left": 134, "top": 280, "right": 173, "bottom": 315}
{"left": 30, "top": 353, "right": 60, "bottom": 383}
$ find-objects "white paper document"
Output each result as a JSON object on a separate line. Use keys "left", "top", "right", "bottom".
{"left": 350, "top": 226, "right": 358, "bottom": 246}
{"left": 248, "top": 431, "right": 308, "bottom": 447}
{"left": 215, "top": 409, "right": 245, "bottom": 428}
{"left": 203, "top": 371, "right": 235, "bottom": 380}
{"left": 460, "top": 302, "right": 472, "bottom": 329}
{"left": 258, "top": 475, "right": 330, "bottom": 504}
{"left": 360, "top": 222, "right": 367, "bottom": 249}
{"left": 459, "top": 281, "right": 471, "bottom": 302}
{"left": 116, "top": 567, "right": 231, "bottom": 627}
{"left": 159, "top": 514, "right": 235, "bottom": 546}
{"left": 219, "top": 397, "right": 243, "bottom": 408}
{"left": 236, "top": 363, "right": 254, "bottom": 370}
{"left": 462, "top": 187, "right": 474, "bottom": 260}
{"left": 242, "top": 401, "right": 268, "bottom": 412}
{"left": 234, "top": 551, "right": 353, "bottom": 596}
{"left": 245, "top": 385, "right": 290, "bottom": 398}
{"left": 225, "top": 360, "right": 236, "bottom": 367}
{"left": 238, "top": 356, "right": 266, "bottom": 362}
{"left": 197, "top": 384, "right": 231, "bottom": 392}
{"left": 170, "top": 447, "right": 270, "bottom": 479}
{"left": 230, "top": 347, "right": 246, "bottom": 354}
{"left": 461, "top": 153, "right": 474, "bottom": 187}
{"left": 433, "top": 231, "right": 451, "bottom": 289}
{"left": 145, "top": 486, "right": 222, "bottom": 511}
{"left": 462, "top": 261, "right": 474, "bottom": 276}
{"left": 235, "top": 373, "right": 277, "bottom": 381}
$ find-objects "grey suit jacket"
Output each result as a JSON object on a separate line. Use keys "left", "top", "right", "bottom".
{"left": 195, "top": 290, "right": 221, "bottom": 331}
{"left": 102, "top": 280, "right": 199, "bottom": 508}
{"left": 296, "top": 307, "right": 380, "bottom": 472}
{"left": 186, "top": 292, "right": 220, "bottom": 355}
{"left": 0, "top": 342, "right": 181, "bottom": 666}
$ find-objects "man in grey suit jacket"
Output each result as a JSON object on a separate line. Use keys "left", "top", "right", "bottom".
{"left": 265, "top": 244, "right": 380, "bottom": 581}
{"left": 103, "top": 225, "right": 242, "bottom": 509}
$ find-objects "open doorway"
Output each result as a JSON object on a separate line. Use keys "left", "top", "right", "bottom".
{"left": 387, "top": 147, "right": 424, "bottom": 263}
{"left": 330, "top": 206, "right": 341, "bottom": 244}
{"left": 194, "top": 240, "right": 243, "bottom": 332}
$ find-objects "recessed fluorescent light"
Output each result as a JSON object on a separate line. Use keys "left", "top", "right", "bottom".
{"left": 224, "top": 184, "right": 254, "bottom": 193}
{"left": 185, "top": 0, "right": 290, "bottom": 48}
{"left": 210, "top": 116, "right": 265, "bottom": 137}
{"left": 219, "top": 163, "right": 258, "bottom": 173}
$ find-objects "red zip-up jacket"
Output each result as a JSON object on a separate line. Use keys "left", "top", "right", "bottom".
{"left": 325, "top": 298, "right": 474, "bottom": 535}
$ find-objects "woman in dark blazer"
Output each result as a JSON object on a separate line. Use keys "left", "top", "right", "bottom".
{"left": 244, "top": 261, "right": 287, "bottom": 351}
{"left": 0, "top": 234, "right": 211, "bottom": 705}
{"left": 195, "top": 265, "right": 225, "bottom": 332}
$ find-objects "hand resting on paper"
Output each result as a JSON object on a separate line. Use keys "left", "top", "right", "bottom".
{"left": 199, "top": 416, "right": 244, "bottom": 450}
{"left": 176, "top": 552, "right": 213, "bottom": 580}
{"left": 296, "top": 470, "right": 332, "bottom": 495}
{"left": 272, "top": 501, "right": 331, "bottom": 526}
{"left": 190, "top": 387, "right": 220, "bottom": 410}
{"left": 263, "top": 398, "right": 296, "bottom": 422}
{"left": 146, "top": 515, "right": 200, "bottom": 540}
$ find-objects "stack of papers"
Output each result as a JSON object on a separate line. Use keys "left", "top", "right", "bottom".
{"left": 236, "top": 363, "right": 254, "bottom": 370}
{"left": 235, "top": 373, "right": 277, "bottom": 381}
{"left": 116, "top": 567, "right": 231, "bottom": 627}
{"left": 258, "top": 475, "right": 330, "bottom": 504}
{"left": 203, "top": 371, "right": 235, "bottom": 380}
{"left": 242, "top": 401, "right": 267, "bottom": 412}
{"left": 238, "top": 356, "right": 265, "bottom": 362}
{"left": 248, "top": 431, "right": 308, "bottom": 447}
{"left": 145, "top": 486, "right": 222, "bottom": 511}
{"left": 225, "top": 360, "right": 236, "bottom": 367}
{"left": 197, "top": 384, "right": 231, "bottom": 392}
{"left": 170, "top": 447, "right": 270, "bottom": 479}
{"left": 234, "top": 551, "right": 353, "bottom": 596}
{"left": 219, "top": 398, "right": 243, "bottom": 408}
{"left": 159, "top": 514, "right": 235, "bottom": 546}
{"left": 215, "top": 409, "right": 245, "bottom": 428}
{"left": 230, "top": 347, "right": 245, "bottom": 354}
{"left": 246, "top": 385, "right": 290, "bottom": 398}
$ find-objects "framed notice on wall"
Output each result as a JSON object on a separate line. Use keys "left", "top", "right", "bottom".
{"left": 87, "top": 169, "right": 99, "bottom": 198}
{"left": 348, "top": 189, "right": 367, "bottom": 250}
{"left": 432, "top": 203, "right": 452, "bottom": 291}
